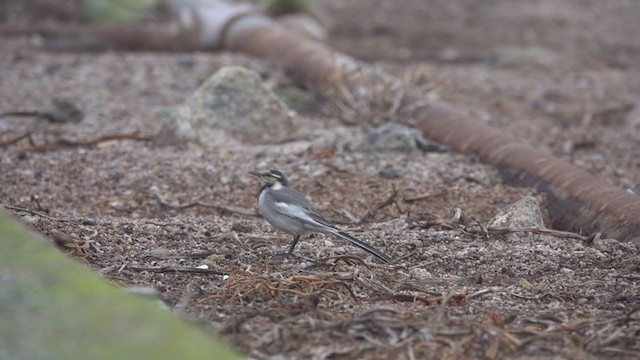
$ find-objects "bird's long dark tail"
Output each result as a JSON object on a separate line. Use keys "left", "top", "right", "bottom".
{"left": 333, "top": 229, "right": 392, "bottom": 263}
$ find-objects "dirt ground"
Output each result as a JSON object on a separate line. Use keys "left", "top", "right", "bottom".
{"left": 1, "top": 0, "right": 640, "bottom": 359}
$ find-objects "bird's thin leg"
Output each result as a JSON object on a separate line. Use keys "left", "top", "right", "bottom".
{"left": 286, "top": 235, "right": 301, "bottom": 256}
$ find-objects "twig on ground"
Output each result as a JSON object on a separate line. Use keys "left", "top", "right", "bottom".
{"left": 148, "top": 251, "right": 217, "bottom": 259}
{"left": 144, "top": 220, "right": 188, "bottom": 227}
{"left": 372, "top": 293, "right": 444, "bottom": 305}
{"left": 0, "top": 111, "right": 60, "bottom": 122}
{"left": 2, "top": 204, "right": 75, "bottom": 222}
{"left": 361, "top": 184, "right": 398, "bottom": 222}
{"left": 330, "top": 207, "right": 360, "bottom": 224}
{"left": 326, "top": 255, "right": 371, "bottom": 269}
{"left": 26, "top": 132, "right": 152, "bottom": 153}
{"left": 153, "top": 191, "right": 258, "bottom": 217}
{"left": 487, "top": 227, "right": 588, "bottom": 240}
{"left": 0, "top": 132, "right": 35, "bottom": 148}
{"left": 126, "top": 265, "right": 226, "bottom": 275}
{"left": 402, "top": 191, "right": 447, "bottom": 203}
{"left": 466, "top": 288, "right": 494, "bottom": 300}
{"left": 391, "top": 243, "right": 417, "bottom": 262}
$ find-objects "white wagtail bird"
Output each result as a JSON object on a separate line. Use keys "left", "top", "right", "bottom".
{"left": 250, "top": 169, "right": 392, "bottom": 263}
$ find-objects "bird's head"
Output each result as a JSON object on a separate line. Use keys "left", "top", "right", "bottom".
{"left": 249, "top": 169, "right": 288, "bottom": 189}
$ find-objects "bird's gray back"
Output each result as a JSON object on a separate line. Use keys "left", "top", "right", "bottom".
{"left": 267, "top": 187, "right": 312, "bottom": 209}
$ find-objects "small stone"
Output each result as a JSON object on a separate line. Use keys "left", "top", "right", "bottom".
{"left": 593, "top": 237, "right": 616, "bottom": 253}
{"left": 47, "top": 98, "right": 84, "bottom": 123}
{"left": 518, "top": 279, "right": 533, "bottom": 289}
{"left": 16, "top": 151, "right": 28, "bottom": 161}
{"left": 487, "top": 196, "right": 547, "bottom": 241}
{"left": 21, "top": 215, "right": 39, "bottom": 224}
{"left": 560, "top": 267, "right": 574, "bottom": 275}
{"left": 379, "top": 164, "right": 399, "bottom": 179}
{"left": 148, "top": 247, "right": 172, "bottom": 258}
{"left": 322, "top": 239, "right": 335, "bottom": 247}
{"left": 488, "top": 196, "right": 545, "bottom": 228}
{"left": 204, "top": 254, "right": 225, "bottom": 268}
{"left": 594, "top": 237, "right": 637, "bottom": 254}
{"left": 494, "top": 46, "right": 560, "bottom": 67}
{"left": 231, "top": 223, "right": 254, "bottom": 234}
{"left": 109, "top": 201, "right": 124, "bottom": 209}
{"left": 81, "top": 219, "right": 97, "bottom": 226}
{"left": 357, "top": 123, "right": 445, "bottom": 153}
{"left": 125, "top": 287, "right": 159, "bottom": 298}
{"left": 409, "top": 268, "right": 433, "bottom": 279}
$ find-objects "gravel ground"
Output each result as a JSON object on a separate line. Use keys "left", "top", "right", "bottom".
{"left": 1, "top": 0, "right": 639, "bottom": 358}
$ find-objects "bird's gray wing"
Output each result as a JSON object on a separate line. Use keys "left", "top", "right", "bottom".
{"left": 305, "top": 208, "right": 336, "bottom": 228}
{"left": 268, "top": 187, "right": 312, "bottom": 208}
{"left": 268, "top": 188, "right": 335, "bottom": 228}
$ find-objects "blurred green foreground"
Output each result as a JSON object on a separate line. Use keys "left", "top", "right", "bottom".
{"left": 0, "top": 211, "right": 238, "bottom": 360}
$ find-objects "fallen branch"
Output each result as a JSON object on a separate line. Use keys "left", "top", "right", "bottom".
{"left": 402, "top": 191, "right": 447, "bottom": 203}
{"left": 25, "top": 133, "right": 152, "bottom": 153}
{"left": 486, "top": 226, "right": 588, "bottom": 241}
{"left": 0, "top": 23, "right": 191, "bottom": 51}
{"left": 360, "top": 184, "right": 398, "bottom": 222}
{"left": 388, "top": 294, "right": 444, "bottom": 304}
{"left": 0, "top": 132, "right": 35, "bottom": 148}
{"left": 152, "top": 190, "right": 258, "bottom": 216}
{"left": 148, "top": 251, "right": 217, "bottom": 259}
{"left": 3, "top": 204, "right": 76, "bottom": 222}
{"left": 0, "top": 111, "right": 63, "bottom": 123}
{"left": 126, "top": 265, "right": 226, "bottom": 275}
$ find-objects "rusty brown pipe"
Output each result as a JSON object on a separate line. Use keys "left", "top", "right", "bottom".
{"left": 416, "top": 102, "right": 640, "bottom": 241}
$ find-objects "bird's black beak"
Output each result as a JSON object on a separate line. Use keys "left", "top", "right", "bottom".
{"left": 249, "top": 170, "right": 263, "bottom": 177}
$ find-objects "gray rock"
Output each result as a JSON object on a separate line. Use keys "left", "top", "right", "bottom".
{"left": 494, "top": 46, "right": 561, "bottom": 67}
{"left": 357, "top": 123, "right": 444, "bottom": 152}
{"left": 487, "top": 196, "right": 546, "bottom": 240}
{"left": 379, "top": 164, "right": 399, "bottom": 179}
{"left": 157, "top": 66, "right": 296, "bottom": 146}
{"left": 594, "top": 236, "right": 637, "bottom": 255}
{"left": 46, "top": 98, "right": 84, "bottom": 123}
